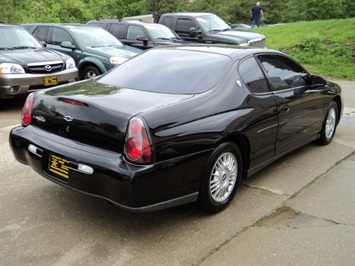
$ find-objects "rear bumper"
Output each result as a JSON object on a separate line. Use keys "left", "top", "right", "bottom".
{"left": 9, "top": 125, "right": 207, "bottom": 212}
{"left": 0, "top": 68, "right": 78, "bottom": 98}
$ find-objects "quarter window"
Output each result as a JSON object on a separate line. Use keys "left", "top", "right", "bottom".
{"left": 239, "top": 57, "right": 269, "bottom": 93}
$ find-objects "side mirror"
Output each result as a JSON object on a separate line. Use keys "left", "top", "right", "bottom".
{"left": 136, "top": 35, "right": 149, "bottom": 46}
{"left": 39, "top": 41, "right": 47, "bottom": 47}
{"left": 189, "top": 27, "right": 197, "bottom": 37}
{"left": 61, "top": 41, "right": 75, "bottom": 50}
{"left": 311, "top": 75, "right": 326, "bottom": 86}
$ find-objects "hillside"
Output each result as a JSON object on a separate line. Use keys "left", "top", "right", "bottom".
{"left": 252, "top": 18, "right": 355, "bottom": 79}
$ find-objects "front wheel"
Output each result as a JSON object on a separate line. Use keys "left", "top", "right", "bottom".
{"left": 318, "top": 101, "right": 339, "bottom": 145}
{"left": 198, "top": 142, "right": 243, "bottom": 213}
{"left": 81, "top": 66, "right": 100, "bottom": 80}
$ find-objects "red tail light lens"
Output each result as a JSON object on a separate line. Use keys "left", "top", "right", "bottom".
{"left": 59, "top": 98, "right": 87, "bottom": 107}
{"left": 124, "top": 117, "right": 153, "bottom": 164}
{"left": 21, "top": 93, "right": 34, "bottom": 126}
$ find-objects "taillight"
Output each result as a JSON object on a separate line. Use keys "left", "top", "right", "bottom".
{"left": 124, "top": 117, "right": 153, "bottom": 164}
{"left": 21, "top": 93, "right": 34, "bottom": 126}
{"left": 59, "top": 98, "right": 87, "bottom": 107}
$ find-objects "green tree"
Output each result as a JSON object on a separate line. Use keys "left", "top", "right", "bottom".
{"left": 304, "top": 0, "right": 346, "bottom": 20}
{"left": 0, "top": 0, "right": 36, "bottom": 24}
{"left": 0, "top": 0, "right": 353, "bottom": 25}
{"left": 141, "top": 0, "right": 190, "bottom": 15}
{"left": 344, "top": 0, "right": 355, "bottom": 18}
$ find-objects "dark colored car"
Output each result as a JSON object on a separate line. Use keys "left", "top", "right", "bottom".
{"left": 158, "top": 13, "right": 266, "bottom": 48}
{"left": 22, "top": 23, "right": 140, "bottom": 80}
{"left": 10, "top": 45, "right": 342, "bottom": 213}
{"left": 0, "top": 24, "right": 78, "bottom": 100}
{"left": 87, "top": 19, "right": 190, "bottom": 50}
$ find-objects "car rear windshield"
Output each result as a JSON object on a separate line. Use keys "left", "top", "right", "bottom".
{"left": 97, "top": 49, "right": 232, "bottom": 94}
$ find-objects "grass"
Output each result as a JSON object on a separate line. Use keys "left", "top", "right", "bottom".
{"left": 250, "top": 18, "right": 355, "bottom": 79}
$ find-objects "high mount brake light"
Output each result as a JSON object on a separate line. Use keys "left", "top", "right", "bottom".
{"left": 59, "top": 98, "right": 87, "bottom": 107}
{"left": 124, "top": 117, "right": 153, "bottom": 164}
{"left": 21, "top": 93, "right": 34, "bottom": 126}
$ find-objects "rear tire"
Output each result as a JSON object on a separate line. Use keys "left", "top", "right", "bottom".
{"left": 198, "top": 142, "right": 242, "bottom": 213}
{"left": 318, "top": 101, "right": 338, "bottom": 145}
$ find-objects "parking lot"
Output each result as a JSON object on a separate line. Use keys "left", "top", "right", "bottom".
{"left": 1, "top": 79, "right": 354, "bottom": 265}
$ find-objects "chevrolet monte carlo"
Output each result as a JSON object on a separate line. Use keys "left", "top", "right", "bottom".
{"left": 9, "top": 45, "right": 342, "bottom": 213}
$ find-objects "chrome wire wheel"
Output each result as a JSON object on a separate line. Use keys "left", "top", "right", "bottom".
{"left": 209, "top": 152, "right": 238, "bottom": 203}
{"left": 325, "top": 107, "right": 336, "bottom": 140}
{"left": 199, "top": 142, "right": 242, "bottom": 213}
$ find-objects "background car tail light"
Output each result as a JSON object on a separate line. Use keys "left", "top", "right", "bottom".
{"left": 21, "top": 93, "right": 34, "bottom": 126}
{"left": 124, "top": 117, "right": 153, "bottom": 164}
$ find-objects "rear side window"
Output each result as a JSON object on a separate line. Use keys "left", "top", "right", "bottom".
{"left": 239, "top": 57, "right": 269, "bottom": 93}
{"left": 98, "top": 49, "right": 232, "bottom": 94}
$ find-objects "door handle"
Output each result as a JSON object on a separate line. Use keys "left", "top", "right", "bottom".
{"left": 281, "top": 105, "right": 290, "bottom": 113}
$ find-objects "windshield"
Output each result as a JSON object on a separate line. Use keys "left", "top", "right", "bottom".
{"left": 98, "top": 49, "right": 232, "bottom": 94}
{"left": 69, "top": 27, "right": 123, "bottom": 48}
{"left": 0, "top": 27, "right": 43, "bottom": 49}
{"left": 144, "top": 24, "right": 179, "bottom": 40}
{"left": 196, "top": 14, "right": 231, "bottom": 32}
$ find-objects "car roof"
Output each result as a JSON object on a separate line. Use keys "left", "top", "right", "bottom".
{"left": 0, "top": 23, "right": 22, "bottom": 29}
{"left": 22, "top": 23, "right": 102, "bottom": 30}
{"left": 155, "top": 44, "right": 281, "bottom": 61}
{"left": 88, "top": 19, "right": 155, "bottom": 26}
{"left": 162, "top": 12, "right": 214, "bottom": 17}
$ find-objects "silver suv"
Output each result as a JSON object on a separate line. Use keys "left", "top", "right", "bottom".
{"left": 0, "top": 24, "right": 78, "bottom": 99}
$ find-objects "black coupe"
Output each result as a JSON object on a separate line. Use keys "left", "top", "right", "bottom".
{"left": 10, "top": 45, "right": 342, "bottom": 213}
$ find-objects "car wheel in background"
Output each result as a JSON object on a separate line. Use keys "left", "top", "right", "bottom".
{"left": 318, "top": 101, "right": 339, "bottom": 145}
{"left": 198, "top": 142, "right": 242, "bottom": 213}
{"left": 82, "top": 66, "right": 100, "bottom": 80}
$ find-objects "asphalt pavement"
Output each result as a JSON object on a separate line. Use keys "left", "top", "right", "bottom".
{"left": 201, "top": 152, "right": 355, "bottom": 265}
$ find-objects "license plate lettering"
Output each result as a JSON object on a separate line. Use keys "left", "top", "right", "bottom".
{"left": 49, "top": 154, "right": 69, "bottom": 179}
{"left": 44, "top": 76, "right": 58, "bottom": 86}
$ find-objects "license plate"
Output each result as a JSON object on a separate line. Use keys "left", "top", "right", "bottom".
{"left": 49, "top": 154, "right": 70, "bottom": 179}
{"left": 43, "top": 76, "right": 58, "bottom": 86}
